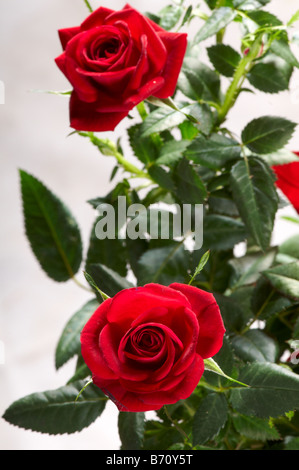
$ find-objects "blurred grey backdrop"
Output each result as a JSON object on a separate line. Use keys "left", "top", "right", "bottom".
{"left": 0, "top": 0, "right": 298, "bottom": 449}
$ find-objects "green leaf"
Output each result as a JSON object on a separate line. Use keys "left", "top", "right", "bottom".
{"left": 85, "top": 263, "right": 134, "bottom": 297}
{"left": 214, "top": 293, "right": 251, "bottom": 332}
{"left": 118, "top": 412, "right": 145, "bottom": 450}
{"left": 148, "top": 165, "right": 175, "bottom": 192}
{"left": 181, "top": 5, "right": 193, "bottom": 28}
{"left": 157, "top": 4, "right": 183, "bottom": 30}
{"left": 173, "top": 158, "right": 208, "bottom": 204}
{"left": 194, "top": 7, "right": 236, "bottom": 44}
{"left": 261, "top": 148, "right": 299, "bottom": 166}
{"left": 247, "top": 58, "right": 293, "bottom": 94}
{"left": 84, "top": 271, "right": 110, "bottom": 302}
{"left": 178, "top": 58, "right": 221, "bottom": 103}
{"left": 192, "top": 393, "right": 228, "bottom": 445}
{"left": 207, "top": 44, "right": 241, "bottom": 77}
{"left": 55, "top": 298, "right": 99, "bottom": 369}
{"left": 186, "top": 103, "right": 215, "bottom": 136}
{"left": 155, "top": 139, "right": 191, "bottom": 166}
{"left": 229, "top": 362, "right": 299, "bottom": 418}
{"left": 137, "top": 243, "right": 189, "bottom": 285}
{"left": 127, "top": 123, "right": 161, "bottom": 164}
{"left": 233, "top": 0, "right": 271, "bottom": 9}
{"left": 288, "top": 9, "right": 299, "bottom": 26}
{"left": 203, "top": 214, "right": 248, "bottom": 250}
{"left": 232, "top": 329, "right": 279, "bottom": 363}
{"left": 184, "top": 133, "right": 241, "bottom": 170}
{"left": 241, "top": 116, "right": 296, "bottom": 154}
{"left": 189, "top": 250, "right": 210, "bottom": 285}
{"left": 179, "top": 120, "right": 199, "bottom": 141}
{"left": 208, "top": 191, "right": 239, "bottom": 217}
{"left": 251, "top": 276, "right": 295, "bottom": 321}
{"left": 139, "top": 104, "right": 194, "bottom": 138}
{"left": 263, "top": 262, "right": 299, "bottom": 300}
{"left": 19, "top": 169, "right": 82, "bottom": 282}
{"left": 86, "top": 218, "right": 128, "bottom": 277}
{"left": 2, "top": 380, "right": 107, "bottom": 435}
{"left": 247, "top": 10, "right": 282, "bottom": 27}
{"left": 230, "top": 157, "right": 279, "bottom": 251}
{"left": 279, "top": 235, "right": 299, "bottom": 260}
{"left": 229, "top": 248, "right": 277, "bottom": 290}
{"left": 285, "top": 436, "right": 299, "bottom": 450}
{"left": 232, "top": 414, "right": 281, "bottom": 441}
{"left": 270, "top": 40, "right": 299, "bottom": 68}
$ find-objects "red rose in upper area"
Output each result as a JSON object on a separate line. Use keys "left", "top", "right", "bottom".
{"left": 55, "top": 4, "right": 187, "bottom": 132}
{"left": 272, "top": 152, "right": 299, "bottom": 213}
{"left": 80, "top": 283, "right": 225, "bottom": 412}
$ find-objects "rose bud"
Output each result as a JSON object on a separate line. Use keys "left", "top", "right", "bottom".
{"left": 80, "top": 283, "right": 225, "bottom": 412}
{"left": 55, "top": 4, "right": 187, "bottom": 132}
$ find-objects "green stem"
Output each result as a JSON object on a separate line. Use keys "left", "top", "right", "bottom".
{"left": 277, "top": 312, "right": 294, "bottom": 330}
{"left": 113, "top": 150, "right": 153, "bottom": 181}
{"left": 72, "top": 276, "right": 93, "bottom": 293}
{"left": 75, "top": 378, "right": 93, "bottom": 401}
{"left": 83, "top": 0, "right": 93, "bottom": 13}
{"left": 216, "top": 28, "right": 225, "bottom": 44}
{"left": 217, "top": 34, "right": 263, "bottom": 124}
{"left": 215, "top": 0, "right": 227, "bottom": 44}
{"left": 241, "top": 289, "right": 275, "bottom": 334}
{"left": 163, "top": 406, "right": 190, "bottom": 443}
{"left": 79, "top": 131, "right": 152, "bottom": 181}
{"left": 136, "top": 101, "right": 148, "bottom": 121}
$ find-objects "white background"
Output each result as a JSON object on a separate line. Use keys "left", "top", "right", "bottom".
{"left": 0, "top": 0, "right": 299, "bottom": 450}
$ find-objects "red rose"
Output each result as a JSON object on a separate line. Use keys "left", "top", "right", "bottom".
{"left": 80, "top": 283, "right": 225, "bottom": 412}
{"left": 273, "top": 152, "right": 299, "bottom": 213}
{"left": 55, "top": 4, "right": 187, "bottom": 132}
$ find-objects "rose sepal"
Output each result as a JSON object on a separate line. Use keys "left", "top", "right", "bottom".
{"left": 204, "top": 357, "right": 249, "bottom": 388}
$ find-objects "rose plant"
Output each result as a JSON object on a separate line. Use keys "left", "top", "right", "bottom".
{"left": 3, "top": 0, "right": 299, "bottom": 451}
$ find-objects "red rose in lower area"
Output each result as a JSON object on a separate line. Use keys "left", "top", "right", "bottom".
{"left": 55, "top": 4, "right": 187, "bottom": 132}
{"left": 273, "top": 152, "right": 299, "bottom": 213}
{"left": 80, "top": 283, "right": 225, "bottom": 412}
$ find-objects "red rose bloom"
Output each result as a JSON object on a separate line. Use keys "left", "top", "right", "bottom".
{"left": 55, "top": 4, "right": 187, "bottom": 132}
{"left": 273, "top": 152, "right": 299, "bottom": 213}
{"left": 80, "top": 283, "right": 225, "bottom": 412}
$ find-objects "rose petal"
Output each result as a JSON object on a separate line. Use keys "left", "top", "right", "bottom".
{"left": 80, "top": 298, "right": 116, "bottom": 380}
{"left": 99, "top": 323, "right": 150, "bottom": 381}
{"left": 139, "top": 354, "right": 204, "bottom": 406}
{"left": 119, "top": 321, "right": 183, "bottom": 381}
{"left": 123, "top": 77, "right": 165, "bottom": 108}
{"left": 169, "top": 283, "right": 225, "bottom": 359}
{"left": 273, "top": 156, "right": 299, "bottom": 213}
{"left": 104, "top": 7, "right": 167, "bottom": 74}
{"left": 58, "top": 27, "right": 81, "bottom": 50}
{"left": 125, "top": 33, "right": 149, "bottom": 91}
{"left": 69, "top": 91, "right": 128, "bottom": 131}
{"left": 106, "top": 284, "right": 191, "bottom": 328}
{"left": 79, "top": 66, "right": 135, "bottom": 90}
{"left": 130, "top": 305, "right": 198, "bottom": 353}
{"left": 64, "top": 54, "right": 99, "bottom": 102}
{"left": 81, "top": 6, "right": 115, "bottom": 30}
{"left": 153, "top": 31, "right": 187, "bottom": 99}
{"left": 54, "top": 52, "right": 67, "bottom": 76}
{"left": 92, "top": 376, "right": 162, "bottom": 412}
{"left": 96, "top": 353, "right": 204, "bottom": 412}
